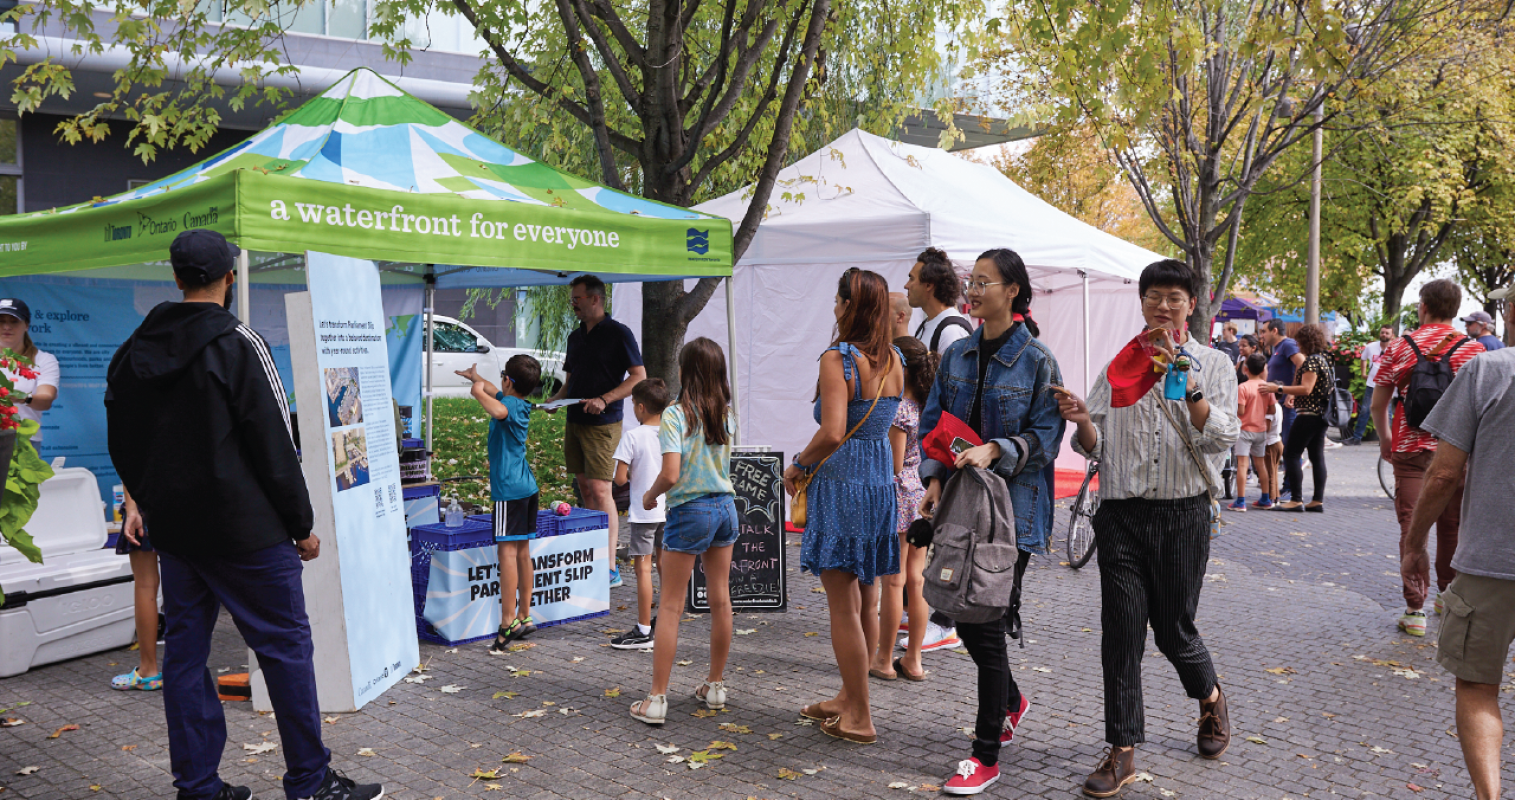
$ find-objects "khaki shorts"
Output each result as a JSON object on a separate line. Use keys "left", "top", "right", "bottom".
{"left": 1437, "top": 573, "right": 1515, "bottom": 685}
{"left": 564, "top": 422, "right": 622, "bottom": 482}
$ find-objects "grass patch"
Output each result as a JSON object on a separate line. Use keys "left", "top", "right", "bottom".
{"left": 427, "top": 397, "right": 576, "bottom": 511}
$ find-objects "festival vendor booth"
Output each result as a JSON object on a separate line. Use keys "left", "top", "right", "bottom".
{"left": 617, "top": 129, "right": 1163, "bottom": 473}
{"left": 0, "top": 69, "right": 733, "bottom": 703}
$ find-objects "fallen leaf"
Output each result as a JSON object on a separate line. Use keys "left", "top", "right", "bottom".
{"left": 90, "top": 784, "right": 102, "bottom": 792}
{"left": 666, "top": 755, "right": 687, "bottom": 764}
{"left": 1159, "top": 790, "right": 1176, "bottom": 798}
{"left": 888, "top": 781, "right": 913, "bottom": 789}
{"left": 708, "top": 740, "right": 738, "bottom": 751}
{"left": 558, "top": 708, "right": 577, "bottom": 715}
{"left": 918, "top": 784, "right": 941, "bottom": 792}
{"left": 46, "top": 724, "right": 80, "bottom": 739}
{"left": 777, "top": 768, "right": 801, "bottom": 780}
{"left": 356, "top": 748, "right": 377, "bottom": 757}
{"left": 541, "top": 701, "right": 556, "bottom": 707}
{"left": 804, "top": 632, "right": 819, "bottom": 637}
{"left": 512, "top": 709, "right": 547, "bottom": 719}
{"left": 445, "top": 648, "right": 458, "bottom": 654}
{"left": 735, "top": 629, "right": 757, "bottom": 635}
{"left": 1134, "top": 772, "right": 1155, "bottom": 783}
{"left": 1406, "top": 784, "right": 1423, "bottom": 793}
{"left": 719, "top": 722, "right": 753, "bottom": 734}
{"left": 1369, "top": 745, "right": 1393, "bottom": 754}
{"left": 1264, "top": 667, "right": 1297, "bottom": 675}
{"left": 508, "top": 642, "right": 536, "bottom": 652}
{"left": 243, "top": 742, "right": 277, "bottom": 754}
{"left": 323, "top": 716, "right": 339, "bottom": 724}
{"left": 570, "top": 657, "right": 585, "bottom": 663}
{"left": 802, "top": 768, "right": 822, "bottom": 775}
{"left": 0, "top": 718, "right": 24, "bottom": 728}
{"left": 16, "top": 766, "right": 39, "bottom": 776}
{"left": 1245, "top": 736, "right": 1267, "bottom": 745}
{"left": 469, "top": 768, "right": 500, "bottom": 780}
{"left": 483, "top": 783, "right": 502, "bottom": 792}
{"left": 692, "top": 708, "right": 718, "bottom": 718}
{"left": 767, "top": 733, "right": 783, "bottom": 740}
{"left": 604, "top": 687, "right": 622, "bottom": 698}
{"left": 440, "top": 685, "right": 464, "bottom": 694}
{"left": 404, "top": 675, "right": 432, "bottom": 684}
{"left": 676, "top": 659, "right": 693, "bottom": 666}
{"left": 493, "top": 691, "right": 518, "bottom": 700}
{"left": 121, "top": 745, "right": 136, "bottom": 751}
{"left": 811, "top": 587, "right": 826, "bottom": 593}
{"left": 502, "top": 752, "right": 532, "bottom": 763}
{"left": 656, "top": 744, "right": 681, "bottom": 754}
{"left": 1031, "top": 667, "right": 1051, "bottom": 673}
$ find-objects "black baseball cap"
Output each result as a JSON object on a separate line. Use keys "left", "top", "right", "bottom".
{"left": 170, "top": 229, "right": 240, "bottom": 284}
{"left": 0, "top": 298, "right": 30, "bottom": 325}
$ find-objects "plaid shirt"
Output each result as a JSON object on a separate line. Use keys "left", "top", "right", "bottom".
{"left": 1374, "top": 324, "right": 1485, "bottom": 454}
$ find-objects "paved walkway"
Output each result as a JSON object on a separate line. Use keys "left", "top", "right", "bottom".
{"left": 2, "top": 446, "right": 1511, "bottom": 799}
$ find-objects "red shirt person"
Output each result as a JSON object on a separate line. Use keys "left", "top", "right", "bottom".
{"left": 1371, "top": 278, "right": 1484, "bottom": 637}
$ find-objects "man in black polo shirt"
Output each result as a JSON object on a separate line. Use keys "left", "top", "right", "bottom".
{"left": 545, "top": 274, "right": 646, "bottom": 587}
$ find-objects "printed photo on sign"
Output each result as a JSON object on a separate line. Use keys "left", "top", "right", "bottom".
{"left": 324, "top": 366, "right": 365, "bottom": 427}
{"left": 332, "top": 428, "right": 371, "bottom": 492}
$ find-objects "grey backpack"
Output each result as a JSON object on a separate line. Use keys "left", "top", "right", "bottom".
{"left": 921, "top": 467, "right": 1021, "bottom": 625}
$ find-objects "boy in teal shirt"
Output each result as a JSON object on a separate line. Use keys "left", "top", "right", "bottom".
{"left": 456, "top": 354, "right": 542, "bottom": 653}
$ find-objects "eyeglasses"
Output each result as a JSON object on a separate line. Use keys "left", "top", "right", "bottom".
{"left": 1142, "top": 292, "right": 1191, "bottom": 309}
{"left": 963, "top": 280, "right": 1004, "bottom": 294}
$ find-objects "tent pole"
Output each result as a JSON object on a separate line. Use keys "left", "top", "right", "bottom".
{"left": 725, "top": 275, "right": 741, "bottom": 446}
{"left": 424, "top": 267, "right": 436, "bottom": 456}
{"left": 1080, "top": 270, "right": 1090, "bottom": 397}
{"left": 236, "top": 249, "right": 250, "bottom": 324}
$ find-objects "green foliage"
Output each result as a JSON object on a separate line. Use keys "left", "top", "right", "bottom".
{"left": 428, "top": 398, "right": 574, "bottom": 512}
{"left": 0, "top": 420, "right": 54, "bottom": 605}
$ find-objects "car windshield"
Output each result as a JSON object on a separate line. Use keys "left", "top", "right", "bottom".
{"left": 432, "top": 323, "right": 479, "bottom": 353}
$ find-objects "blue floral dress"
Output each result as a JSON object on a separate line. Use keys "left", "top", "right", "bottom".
{"left": 800, "top": 343, "right": 902, "bottom": 585}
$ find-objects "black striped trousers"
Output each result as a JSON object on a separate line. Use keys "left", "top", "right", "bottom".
{"left": 1094, "top": 494, "right": 1218, "bottom": 747}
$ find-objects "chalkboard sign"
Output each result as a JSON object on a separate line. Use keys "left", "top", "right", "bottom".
{"left": 686, "top": 451, "right": 787, "bottom": 613}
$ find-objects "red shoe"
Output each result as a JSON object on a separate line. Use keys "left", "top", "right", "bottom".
{"left": 1001, "top": 694, "right": 1030, "bottom": 744}
{"left": 943, "top": 757, "right": 1000, "bottom": 795}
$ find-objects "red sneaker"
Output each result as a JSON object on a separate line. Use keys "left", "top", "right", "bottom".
{"left": 943, "top": 757, "right": 1000, "bottom": 795}
{"left": 1000, "top": 694, "right": 1030, "bottom": 744}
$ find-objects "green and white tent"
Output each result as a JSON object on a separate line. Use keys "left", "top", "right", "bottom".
{"left": 0, "top": 68, "right": 733, "bottom": 284}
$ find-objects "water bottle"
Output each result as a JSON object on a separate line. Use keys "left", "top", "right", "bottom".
{"left": 444, "top": 499, "right": 465, "bottom": 528}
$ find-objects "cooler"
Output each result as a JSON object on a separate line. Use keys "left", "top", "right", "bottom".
{"left": 0, "top": 468, "right": 136, "bottom": 678}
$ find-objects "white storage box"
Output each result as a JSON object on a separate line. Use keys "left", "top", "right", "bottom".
{"left": 0, "top": 468, "right": 135, "bottom": 678}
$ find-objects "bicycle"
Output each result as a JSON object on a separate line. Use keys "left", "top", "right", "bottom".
{"left": 1065, "top": 460, "right": 1099, "bottom": 569}
{"left": 1377, "top": 453, "right": 1394, "bottom": 500}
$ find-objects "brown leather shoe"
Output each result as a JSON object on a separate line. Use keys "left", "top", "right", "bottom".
{"left": 1082, "top": 746, "right": 1136, "bottom": 798}
{"left": 1197, "top": 684, "right": 1230, "bottom": 759}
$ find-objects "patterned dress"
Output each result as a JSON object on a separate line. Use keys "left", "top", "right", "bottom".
{"left": 893, "top": 397, "right": 925, "bottom": 533}
{"left": 800, "top": 343, "right": 902, "bottom": 585}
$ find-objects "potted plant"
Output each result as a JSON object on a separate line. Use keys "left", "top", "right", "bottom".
{"left": 0, "top": 349, "right": 55, "bottom": 605}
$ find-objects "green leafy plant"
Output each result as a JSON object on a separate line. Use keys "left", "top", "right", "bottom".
{"left": 0, "top": 350, "right": 56, "bottom": 605}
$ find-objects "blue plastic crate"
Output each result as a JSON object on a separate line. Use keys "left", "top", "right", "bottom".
{"left": 555, "top": 508, "right": 609, "bottom": 537}
{"left": 409, "top": 519, "right": 495, "bottom": 646}
{"left": 468, "top": 510, "right": 559, "bottom": 538}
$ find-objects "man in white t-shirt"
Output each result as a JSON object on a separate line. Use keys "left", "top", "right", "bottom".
{"left": 1347, "top": 324, "right": 1392, "bottom": 445}
{"left": 905, "top": 247, "right": 973, "bottom": 356}
{"left": 0, "top": 298, "right": 60, "bottom": 442}
{"left": 611, "top": 378, "right": 670, "bottom": 650}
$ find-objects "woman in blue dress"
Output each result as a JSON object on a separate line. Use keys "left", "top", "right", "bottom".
{"left": 783, "top": 268, "right": 904, "bottom": 745}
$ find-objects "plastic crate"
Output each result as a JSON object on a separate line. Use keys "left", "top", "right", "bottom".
{"left": 408, "top": 519, "right": 495, "bottom": 646}
{"left": 556, "top": 507, "right": 609, "bottom": 536}
{"left": 469, "top": 510, "right": 560, "bottom": 539}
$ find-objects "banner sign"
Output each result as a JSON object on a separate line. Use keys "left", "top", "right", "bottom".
{"left": 421, "top": 523, "right": 610, "bottom": 642}
{"left": 287, "top": 251, "right": 418, "bottom": 711}
{"left": 687, "top": 452, "right": 788, "bottom": 612}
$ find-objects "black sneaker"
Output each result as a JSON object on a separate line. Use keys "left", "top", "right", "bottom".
{"left": 298, "top": 769, "right": 383, "bottom": 800}
{"left": 189, "top": 785, "right": 251, "bottom": 800}
{"left": 610, "top": 626, "right": 655, "bottom": 650}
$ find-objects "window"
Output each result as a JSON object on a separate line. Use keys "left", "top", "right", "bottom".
{"left": 0, "top": 114, "right": 19, "bottom": 215}
{"left": 431, "top": 321, "right": 479, "bottom": 353}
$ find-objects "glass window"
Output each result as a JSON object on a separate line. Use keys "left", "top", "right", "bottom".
{"left": 327, "top": 0, "right": 366, "bottom": 39}
{"left": 0, "top": 175, "right": 16, "bottom": 215}
{"left": 0, "top": 117, "right": 16, "bottom": 166}
{"left": 285, "top": 0, "right": 324, "bottom": 35}
{"left": 432, "top": 322, "right": 479, "bottom": 353}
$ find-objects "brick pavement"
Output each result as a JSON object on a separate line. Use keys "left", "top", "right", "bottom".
{"left": 2, "top": 445, "right": 1512, "bottom": 799}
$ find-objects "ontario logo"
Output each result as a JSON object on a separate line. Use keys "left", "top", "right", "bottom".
{"left": 686, "top": 228, "right": 710, "bottom": 255}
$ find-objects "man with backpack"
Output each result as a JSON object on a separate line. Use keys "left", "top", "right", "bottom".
{"left": 1371, "top": 278, "right": 1485, "bottom": 638}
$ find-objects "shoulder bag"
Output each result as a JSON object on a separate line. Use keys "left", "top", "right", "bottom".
{"left": 791, "top": 359, "right": 891, "bottom": 528}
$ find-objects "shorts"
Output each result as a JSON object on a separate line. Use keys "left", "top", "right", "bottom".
{"left": 1436, "top": 573, "right": 1515, "bottom": 685}
{"left": 114, "top": 530, "right": 154, "bottom": 555}
{"left": 1233, "top": 430, "right": 1267, "bottom": 458}
{"left": 494, "top": 493, "right": 540, "bottom": 542}
{"left": 662, "top": 494, "right": 739, "bottom": 555}
{"left": 625, "top": 521, "right": 665, "bottom": 557}
{"left": 564, "top": 422, "right": 621, "bottom": 482}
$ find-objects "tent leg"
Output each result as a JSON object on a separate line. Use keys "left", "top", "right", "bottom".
{"left": 1081, "top": 270, "right": 1090, "bottom": 398}
{"left": 425, "top": 269, "right": 436, "bottom": 456}
{"left": 236, "top": 249, "right": 251, "bottom": 324}
{"left": 725, "top": 275, "right": 740, "bottom": 446}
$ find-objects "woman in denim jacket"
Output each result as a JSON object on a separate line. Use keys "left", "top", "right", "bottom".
{"left": 916, "top": 248, "right": 1065, "bottom": 795}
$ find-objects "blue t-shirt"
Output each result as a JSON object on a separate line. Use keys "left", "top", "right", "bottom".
{"left": 488, "top": 394, "right": 538, "bottom": 502}
{"left": 1267, "top": 337, "right": 1301, "bottom": 384}
{"left": 1477, "top": 333, "right": 1505, "bottom": 352}
{"left": 563, "top": 317, "right": 644, "bottom": 426}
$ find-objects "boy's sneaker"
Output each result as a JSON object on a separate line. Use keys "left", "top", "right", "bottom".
{"left": 609, "top": 567, "right": 623, "bottom": 588}
{"left": 904, "top": 621, "right": 959, "bottom": 652}
{"left": 298, "top": 768, "right": 383, "bottom": 800}
{"left": 1397, "top": 610, "right": 1427, "bottom": 637}
{"left": 611, "top": 627, "right": 655, "bottom": 650}
{"left": 943, "top": 757, "right": 1000, "bottom": 795}
{"left": 204, "top": 785, "right": 252, "bottom": 800}
{"left": 1251, "top": 497, "right": 1274, "bottom": 510}
{"left": 1227, "top": 499, "right": 1246, "bottom": 512}
{"left": 1433, "top": 594, "right": 1444, "bottom": 616}
{"left": 1000, "top": 694, "right": 1030, "bottom": 744}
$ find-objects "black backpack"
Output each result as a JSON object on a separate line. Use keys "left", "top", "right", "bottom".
{"left": 1400, "top": 334, "right": 1469, "bottom": 430}
{"left": 928, "top": 316, "right": 973, "bottom": 353}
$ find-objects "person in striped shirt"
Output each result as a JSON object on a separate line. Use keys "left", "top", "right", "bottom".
{"left": 1055, "top": 259, "right": 1239, "bottom": 798}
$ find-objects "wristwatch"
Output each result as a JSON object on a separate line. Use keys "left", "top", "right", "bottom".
{"left": 1185, "top": 388, "right": 1205, "bottom": 404}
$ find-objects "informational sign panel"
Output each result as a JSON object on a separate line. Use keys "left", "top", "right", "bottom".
{"left": 277, "top": 252, "right": 419, "bottom": 712}
{"left": 687, "top": 452, "right": 787, "bottom": 613}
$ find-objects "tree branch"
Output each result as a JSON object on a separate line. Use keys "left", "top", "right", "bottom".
{"left": 554, "top": 0, "right": 630, "bottom": 188}
{"left": 567, "top": 0, "right": 643, "bottom": 114}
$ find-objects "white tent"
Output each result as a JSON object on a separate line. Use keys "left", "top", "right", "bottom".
{"left": 616, "top": 129, "right": 1165, "bottom": 470}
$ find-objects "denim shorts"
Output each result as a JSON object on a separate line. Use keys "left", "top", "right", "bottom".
{"left": 662, "top": 494, "right": 739, "bottom": 554}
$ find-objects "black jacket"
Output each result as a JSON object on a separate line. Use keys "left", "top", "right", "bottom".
{"left": 106, "top": 301, "right": 313, "bottom": 556}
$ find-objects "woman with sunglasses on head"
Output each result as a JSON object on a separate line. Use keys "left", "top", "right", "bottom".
{"left": 783, "top": 268, "right": 905, "bottom": 746}
{"left": 914, "top": 249, "right": 1066, "bottom": 795}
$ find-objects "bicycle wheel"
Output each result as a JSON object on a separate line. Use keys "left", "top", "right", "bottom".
{"left": 1066, "top": 468, "right": 1098, "bottom": 569}
{"left": 1378, "top": 455, "right": 1395, "bottom": 500}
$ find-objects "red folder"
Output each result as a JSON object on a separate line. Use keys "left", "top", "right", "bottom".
{"left": 1108, "top": 333, "right": 1165, "bottom": 408}
{"left": 922, "top": 411, "right": 982, "bottom": 467}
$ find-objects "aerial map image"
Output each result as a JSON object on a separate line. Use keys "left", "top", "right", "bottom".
{"left": 331, "top": 428, "right": 371, "bottom": 493}
{"left": 324, "top": 367, "right": 365, "bottom": 428}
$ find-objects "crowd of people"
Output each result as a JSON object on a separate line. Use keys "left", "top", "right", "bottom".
{"left": 95, "top": 228, "right": 1515, "bottom": 800}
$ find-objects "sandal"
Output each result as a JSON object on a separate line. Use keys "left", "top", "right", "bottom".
{"left": 111, "top": 667, "right": 162, "bottom": 691}
{"left": 514, "top": 616, "right": 538, "bottom": 639}
{"left": 488, "top": 619, "right": 522, "bottom": 654}
{"left": 868, "top": 666, "right": 898, "bottom": 681}
{"left": 630, "top": 694, "right": 667, "bottom": 725}
{"left": 694, "top": 680, "right": 727, "bottom": 710}
{"left": 893, "top": 657, "right": 927, "bottom": 682}
{"left": 800, "top": 703, "right": 834, "bottom": 721}
{"left": 819, "top": 715, "right": 877, "bottom": 745}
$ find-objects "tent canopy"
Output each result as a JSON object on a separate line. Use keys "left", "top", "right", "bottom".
{"left": 0, "top": 68, "right": 733, "bottom": 282}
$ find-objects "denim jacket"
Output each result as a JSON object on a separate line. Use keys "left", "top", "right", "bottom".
{"left": 919, "top": 323, "right": 1066, "bottom": 552}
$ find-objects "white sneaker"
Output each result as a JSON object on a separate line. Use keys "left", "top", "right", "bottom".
{"left": 902, "top": 621, "right": 960, "bottom": 652}
{"left": 1398, "top": 610, "right": 1427, "bottom": 637}
{"left": 1323, "top": 438, "right": 1343, "bottom": 450}
{"left": 1433, "top": 594, "right": 1444, "bottom": 616}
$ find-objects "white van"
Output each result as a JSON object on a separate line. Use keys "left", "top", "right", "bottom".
{"left": 426, "top": 315, "right": 565, "bottom": 399}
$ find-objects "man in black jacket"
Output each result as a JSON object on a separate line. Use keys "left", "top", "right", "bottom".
{"left": 106, "top": 230, "right": 382, "bottom": 800}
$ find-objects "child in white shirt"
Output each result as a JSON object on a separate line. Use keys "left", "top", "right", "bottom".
{"left": 610, "top": 379, "right": 670, "bottom": 650}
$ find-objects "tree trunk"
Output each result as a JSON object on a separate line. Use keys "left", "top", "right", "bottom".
{"left": 1381, "top": 239, "right": 1410, "bottom": 325}
{"left": 642, "top": 281, "right": 690, "bottom": 395}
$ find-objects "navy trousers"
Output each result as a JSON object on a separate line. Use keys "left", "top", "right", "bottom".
{"left": 159, "top": 541, "right": 329, "bottom": 800}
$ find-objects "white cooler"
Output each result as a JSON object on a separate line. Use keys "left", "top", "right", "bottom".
{"left": 0, "top": 468, "right": 135, "bottom": 678}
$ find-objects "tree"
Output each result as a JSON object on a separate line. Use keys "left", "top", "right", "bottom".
{"left": 4, "top": 0, "right": 980, "bottom": 388}
{"left": 991, "top": 0, "right": 1469, "bottom": 334}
